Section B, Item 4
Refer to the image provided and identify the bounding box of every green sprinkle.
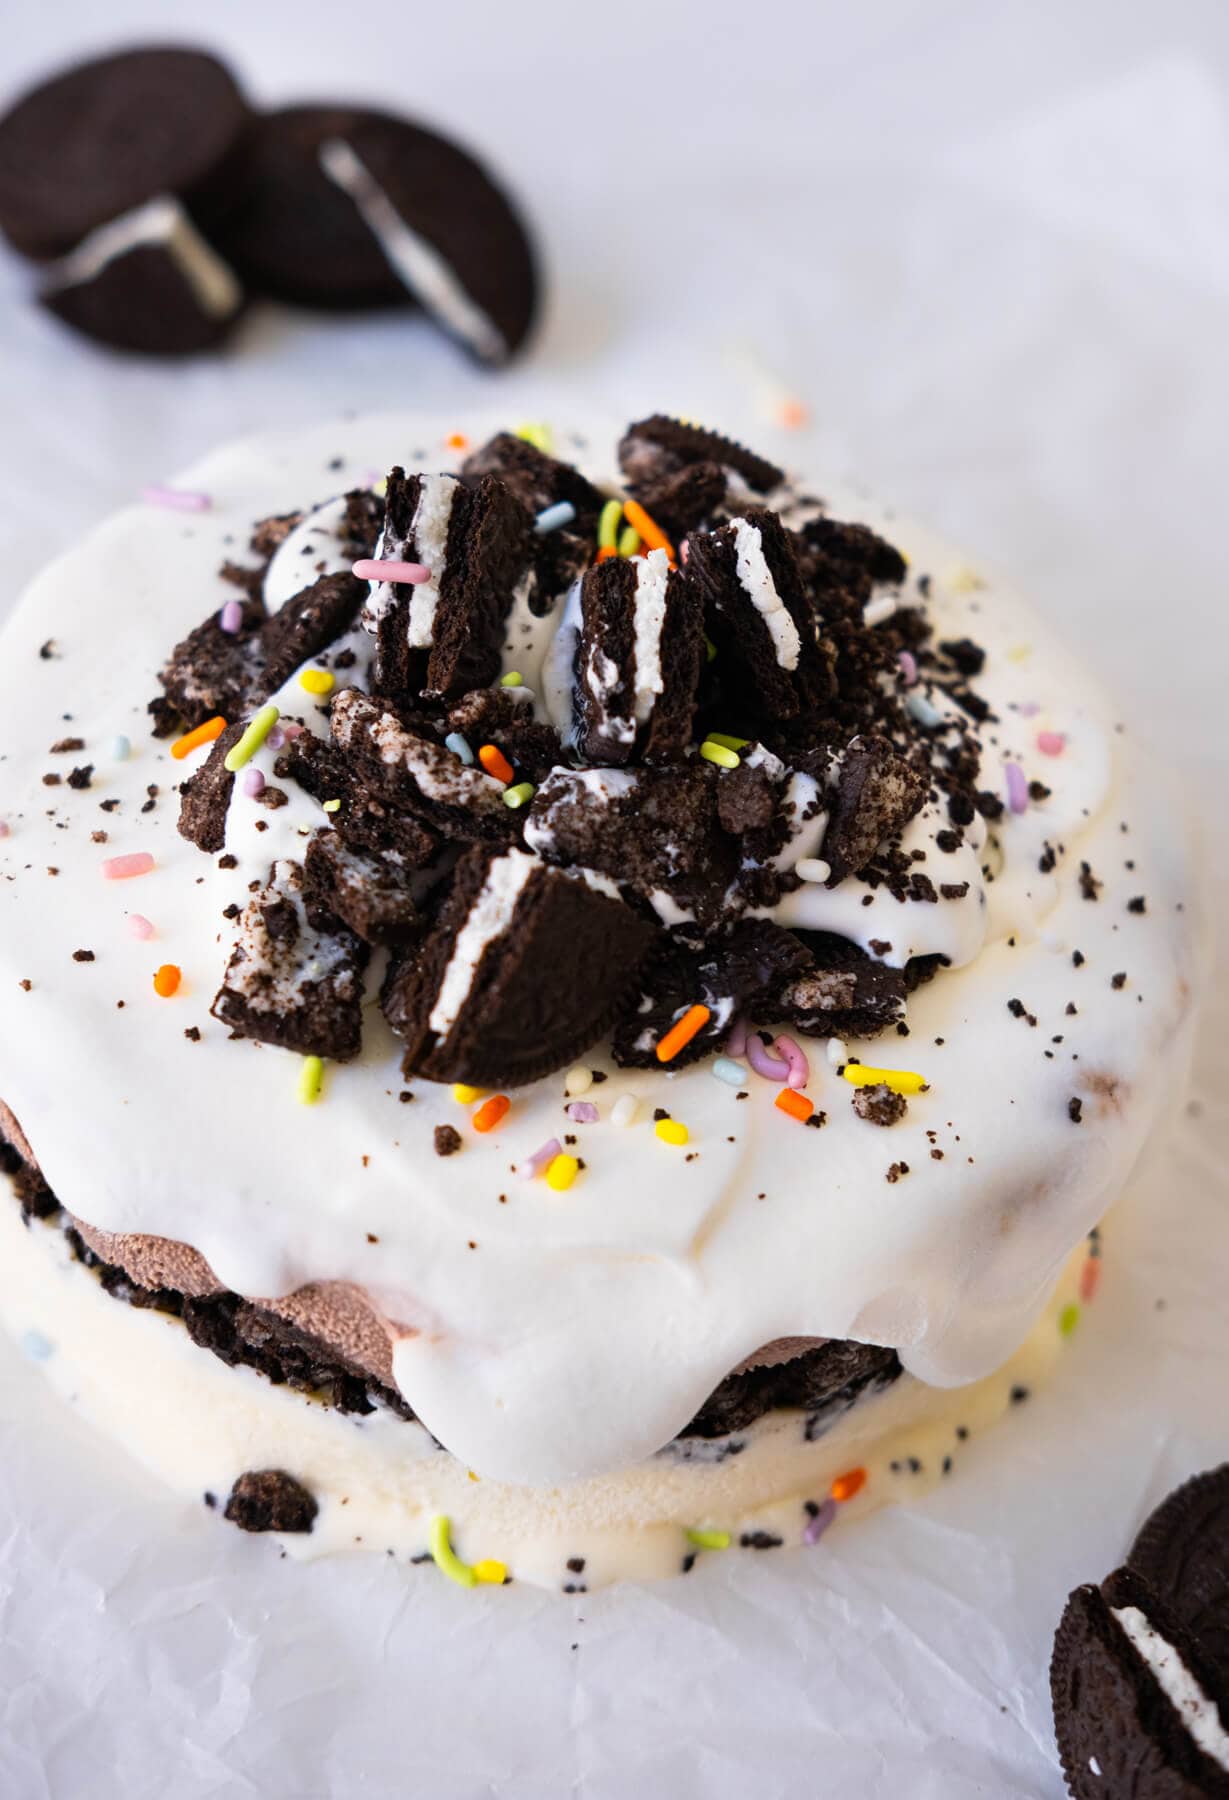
[704,634,717,663]
[515,422,552,454]
[1059,1302,1081,1337]
[617,525,641,558]
[598,498,623,552]
[429,1514,476,1587]
[223,703,280,772]
[700,740,740,770]
[705,732,750,751]
[499,670,523,687]
[503,781,535,809]
[322,798,341,814]
[685,1528,731,1551]
[298,1056,324,1105]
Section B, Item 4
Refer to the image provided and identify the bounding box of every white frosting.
[429,849,537,1036]
[631,549,671,724]
[732,517,801,670]
[42,195,241,319]
[264,496,355,611]
[0,413,1199,1494]
[1113,1606,1229,1769]
[318,140,508,363]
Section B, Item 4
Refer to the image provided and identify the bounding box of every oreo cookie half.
[1129,1466,1229,1685]
[573,550,704,765]
[382,845,657,1086]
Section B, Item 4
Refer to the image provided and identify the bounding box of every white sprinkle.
[611,1094,639,1127]
[863,593,898,628]
[795,857,831,883]
[826,1037,848,1068]
[564,1065,593,1097]
[1088,1759,1101,1778]
[111,735,131,761]
[711,1057,746,1087]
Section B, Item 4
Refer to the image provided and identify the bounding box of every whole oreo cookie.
[0,47,251,259]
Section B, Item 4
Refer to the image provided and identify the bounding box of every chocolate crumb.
[1068,1097,1083,1123]
[434,1124,462,1157]
[41,773,61,787]
[71,948,95,962]
[1111,971,1127,990]
[183,1026,201,1041]
[1127,895,1147,914]
[224,1469,317,1534]
[853,1084,907,1126]
[1078,862,1102,901]
[1072,950,1085,967]
[885,1161,910,1182]
[50,736,85,754]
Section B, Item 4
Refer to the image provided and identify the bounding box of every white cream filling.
[1113,1606,1229,1770]
[631,549,671,725]
[428,849,538,1036]
[43,195,241,318]
[732,518,801,670]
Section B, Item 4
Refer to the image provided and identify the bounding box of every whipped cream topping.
[0,413,1198,1491]
[1113,1606,1229,1770]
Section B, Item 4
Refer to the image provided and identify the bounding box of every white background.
[1,3,1227,1796]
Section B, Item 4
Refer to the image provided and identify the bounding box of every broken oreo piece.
[261,569,366,693]
[303,830,424,950]
[158,590,267,731]
[223,1468,318,1534]
[383,845,656,1086]
[611,920,811,1069]
[618,416,784,497]
[211,859,366,1061]
[778,931,907,1039]
[178,722,245,853]
[462,431,604,612]
[822,735,928,884]
[329,687,515,844]
[573,550,703,765]
[446,688,563,787]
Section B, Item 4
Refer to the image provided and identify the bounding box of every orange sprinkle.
[478,743,515,785]
[171,716,226,760]
[775,1088,814,1124]
[777,398,809,429]
[831,1466,867,1504]
[594,545,617,563]
[1079,1258,1101,1304]
[472,1094,510,1133]
[655,1004,711,1063]
[446,432,469,450]
[621,499,676,564]
[153,963,181,998]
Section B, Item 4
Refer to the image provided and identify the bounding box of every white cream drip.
[1113,1606,1229,1770]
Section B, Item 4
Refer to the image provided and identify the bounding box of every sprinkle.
[299,667,335,696]
[281,723,303,739]
[224,705,280,772]
[564,1066,593,1097]
[534,500,576,534]
[704,635,717,663]
[711,1057,746,1087]
[594,546,617,563]
[617,525,641,558]
[452,1084,486,1105]
[111,735,131,761]
[794,857,831,883]
[546,1152,580,1191]
[597,498,622,553]
[611,1095,639,1127]
[1007,645,1032,664]
[775,1088,814,1123]
[831,1466,867,1503]
[445,732,474,764]
[724,1016,749,1058]
[1004,761,1029,814]
[773,1035,810,1089]
[128,915,155,940]
[446,432,469,450]
[473,1559,507,1585]
[1059,1302,1081,1337]
[826,1037,848,1068]
[679,538,690,563]
[172,716,227,760]
[898,650,918,686]
[1079,1259,1101,1304]
[503,782,535,811]
[519,1138,562,1178]
[621,499,675,563]
[947,565,985,593]
[1037,730,1066,756]
[705,732,750,751]
[685,1528,730,1551]
[141,483,211,511]
[0,820,10,839]
[863,594,897,628]
[322,799,341,814]
[153,963,181,998]
[266,727,285,750]
[842,1064,927,1096]
[656,1003,711,1063]
[906,691,945,729]
[242,768,266,798]
[803,1498,838,1545]
[298,1057,324,1105]
[473,1094,511,1133]
[655,1118,689,1147]
[567,1101,599,1124]
[478,743,514,784]
[499,670,523,687]
[429,1515,476,1588]
[102,852,154,880]
[219,600,244,635]
[746,1033,790,1082]
[699,740,740,770]
[351,558,431,584]
[515,422,553,453]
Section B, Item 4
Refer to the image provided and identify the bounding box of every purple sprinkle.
[746,1032,790,1083]
[803,1498,838,1546]
[725,1015,749,1058]
[219,599,243,635]
[1017,701,1041,718]
[898,650,918,686]
[566,1101,599,1124]
[142,483,212,512]
[242,768,266,798]
[520,1137,561,1179]
[265,727,285,750]
[1004,761,1029,814]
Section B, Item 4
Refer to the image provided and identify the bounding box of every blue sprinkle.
[533,500,576,535]
[444,732,474,765]
[711,1057,746,1087]
[112,735,131,761]
[20,1329,54,1362]
[905,691,945,729]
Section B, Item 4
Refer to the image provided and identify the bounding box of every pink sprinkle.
[773,1034,810,1090]
[142,484,211,512]
[219,599,243,635]
[102,852,154,881]
[803,1498,837,1545]
[281,723,303,740]
[898,650,918,686]
[243,768,266,798]
[520,1138,562,1179]
[746,1032,790,1083]
[566,1101,599,1124]
[1037,730,1066,757]
[679,538,690,564]
[0,820,10,840]
[352,558,432,585]
[127,915,155,941]
[1004,761,1029,814]
[725,1015,749,1058]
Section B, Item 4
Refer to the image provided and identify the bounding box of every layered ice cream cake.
[0,413,1197,1589]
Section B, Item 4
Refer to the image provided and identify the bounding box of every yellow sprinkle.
[371,475,388,498]
[597,498,622,552]
[223,703,280,773]
[947,564,986,593]
[1006,643,1032,663]
[685,1528,730,1550]
[700,740,740,770]
[322,798,341,813]
[546,1153,579,1191]
[617,525,641,557]
[429,1514,476,1588]
[473,1559,507,1585]
[452,1084,486,1105]
[841,1064,928,1096]
[515,422,553,453]
[500,670,523,687]
[299,667,335,695]
[704,635,717,663]
[655,1118,689,1146]
[705,732,749,751]
[467,1469,480,1482]
[1059,1302,1081,1337]
[502,781,535,810]
[298,1056,324,1105]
